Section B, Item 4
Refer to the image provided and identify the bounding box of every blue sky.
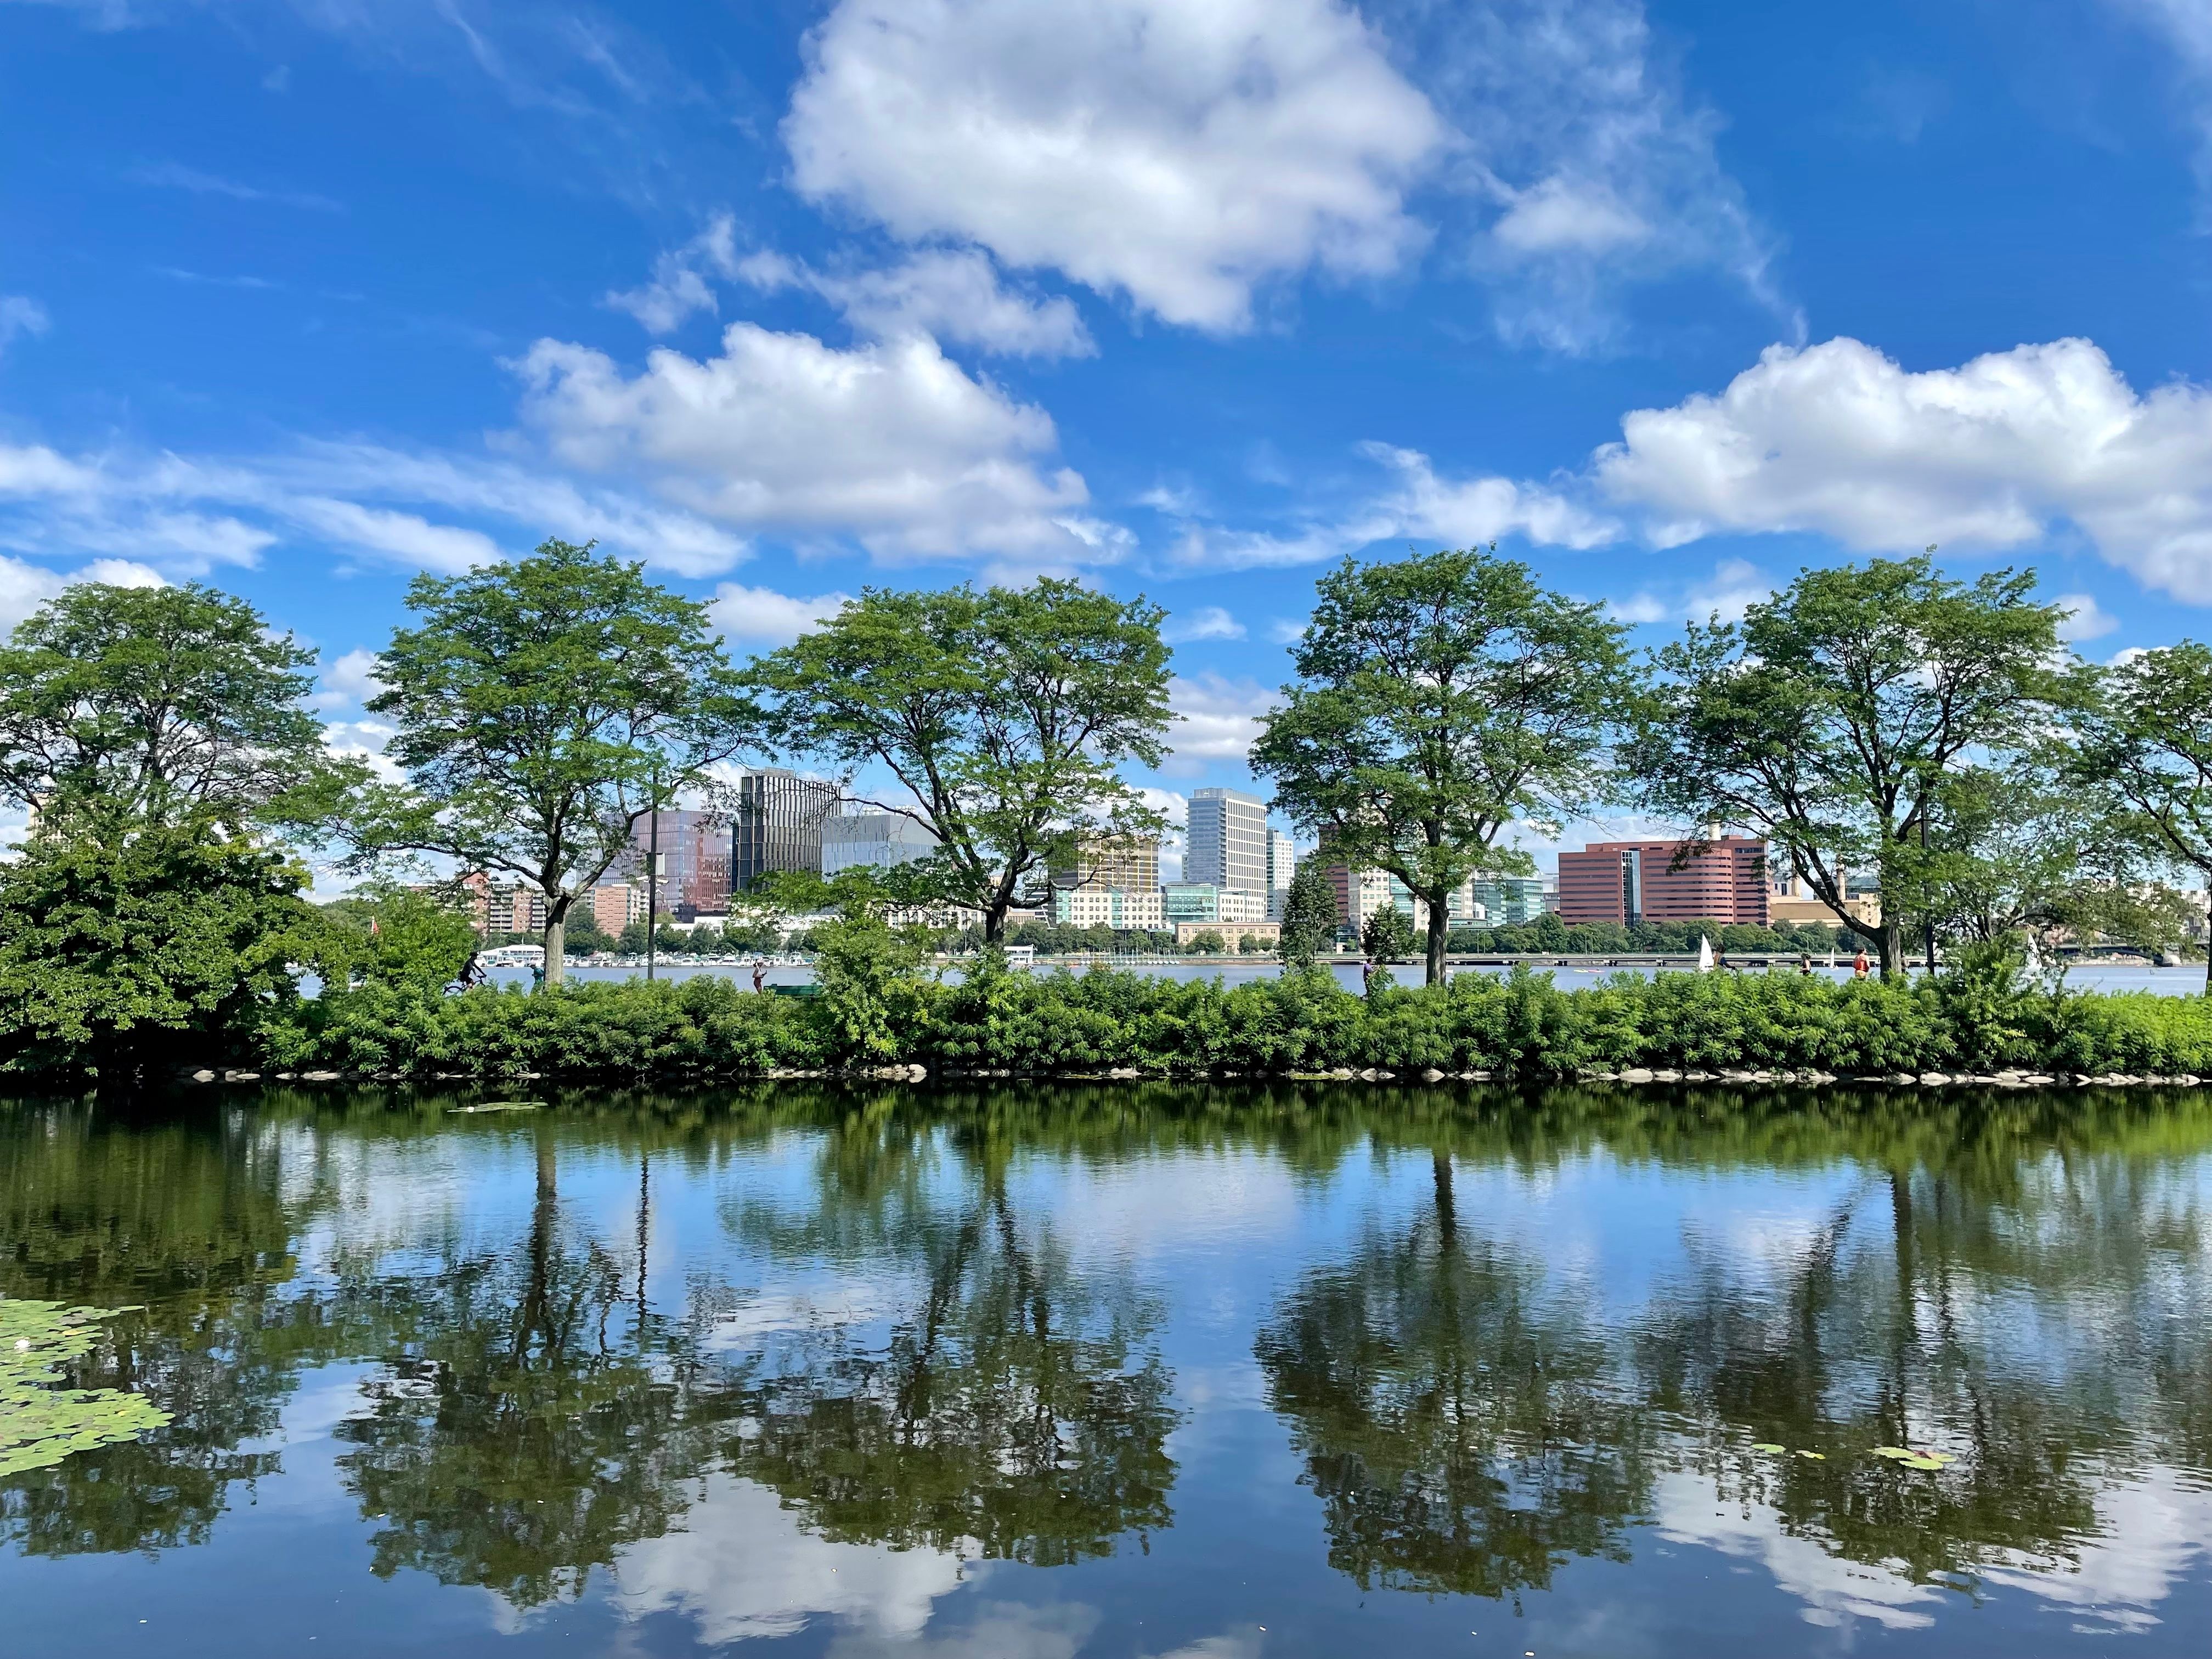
[5,0,2212,868]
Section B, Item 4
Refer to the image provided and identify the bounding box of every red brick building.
[1556,837,1770,926]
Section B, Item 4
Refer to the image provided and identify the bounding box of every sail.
[1696,935,1714,972]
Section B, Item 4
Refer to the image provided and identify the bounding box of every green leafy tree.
[2074,642,2212,989]
[1278,859,1339,968]
[1628,555,2076,977]
[743,579,1172,943]
[560,911,612,956]
[1361,902,1419,964]
[320,878,481,991]
[0,828,320,1078]
[0,581,357,837]
[0,582,364,1076]
[1253,548,1630,986]
[1915,761,2190,958]
[358,540,757,985]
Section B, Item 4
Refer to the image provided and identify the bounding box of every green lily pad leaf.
[1795,1450,1826,1460]
[2,1297,171,1477]
[1751,1442,1785,1453]
[1870,1446,1915,1459]
[1900,1456,1946,1470]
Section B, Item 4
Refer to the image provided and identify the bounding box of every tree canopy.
[744,579,1173,943]
[1277,859,1339,968]
[1253,548,1630,985]
[1627,554,2076,977]
[0,580,356,838]
[358,540,757,983]
[2073,642,2212,988]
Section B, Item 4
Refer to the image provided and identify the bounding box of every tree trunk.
[1878,915,1905,980]
[1425,896,1449,987]
[542,904,567,988]
[983,902,1007,945]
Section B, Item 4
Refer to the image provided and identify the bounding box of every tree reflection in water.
[1256,1152,1654,1599]
[1,1078,2208,1638]
[333,1125,741,1607]
[1254,1084,2212,1609]
[0,1102,341,1555]
[718,1100,1178,1566]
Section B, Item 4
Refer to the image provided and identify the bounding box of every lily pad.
[1900,1456,1946,1471]
[1795,1450,1827,1460]
[1751,1442,1785,1453]
[1870,1446,1916,1459]
[1,1297,172,1478]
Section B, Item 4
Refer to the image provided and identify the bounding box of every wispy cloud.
[128,161,343,213]
[0,295,50,359]
[153,267,283,291]
[1164,605,1245,643]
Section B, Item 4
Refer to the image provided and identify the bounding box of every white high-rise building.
[1187,788,1269,899]
[1266,830,1297,918]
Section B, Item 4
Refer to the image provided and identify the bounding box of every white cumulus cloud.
[514,323,1092,561]
[314,646,386,710]
[605,214,741,334]
[1593,334,2212,602]
[1609,557,1772,625]
[1164,605,1245,643]
[0,553,164,634]
[707,582,851,646]
[2051,591,2119,642]
[1167,672,1277,772]
[1161,441,1615,572]
[783,0,1443,331]
[740,247,1093,359]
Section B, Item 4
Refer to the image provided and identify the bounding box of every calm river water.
[3,1081,2209,1657]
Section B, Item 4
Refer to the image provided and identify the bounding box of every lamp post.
[646,769,662,984]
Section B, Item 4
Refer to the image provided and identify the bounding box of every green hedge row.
[259,960,2212,1082]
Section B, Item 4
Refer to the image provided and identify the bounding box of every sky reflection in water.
[2,1081,2209,1657]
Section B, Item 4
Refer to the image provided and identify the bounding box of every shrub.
[218,960,2212,1081]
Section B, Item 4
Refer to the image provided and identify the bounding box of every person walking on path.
[751,958,768,994]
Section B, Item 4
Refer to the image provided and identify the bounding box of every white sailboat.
[1696,934,1714,973]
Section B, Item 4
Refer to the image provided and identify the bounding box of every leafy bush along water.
[233,959,2212,1083]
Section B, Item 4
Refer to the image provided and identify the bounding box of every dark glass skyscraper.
[732,768,838,893]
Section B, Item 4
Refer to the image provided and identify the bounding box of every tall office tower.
[731,769,838,894]
[1050,833,1162,894]
[1265,829,1297,917]
[1186,788,1269,896]
[626,808,736,917]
